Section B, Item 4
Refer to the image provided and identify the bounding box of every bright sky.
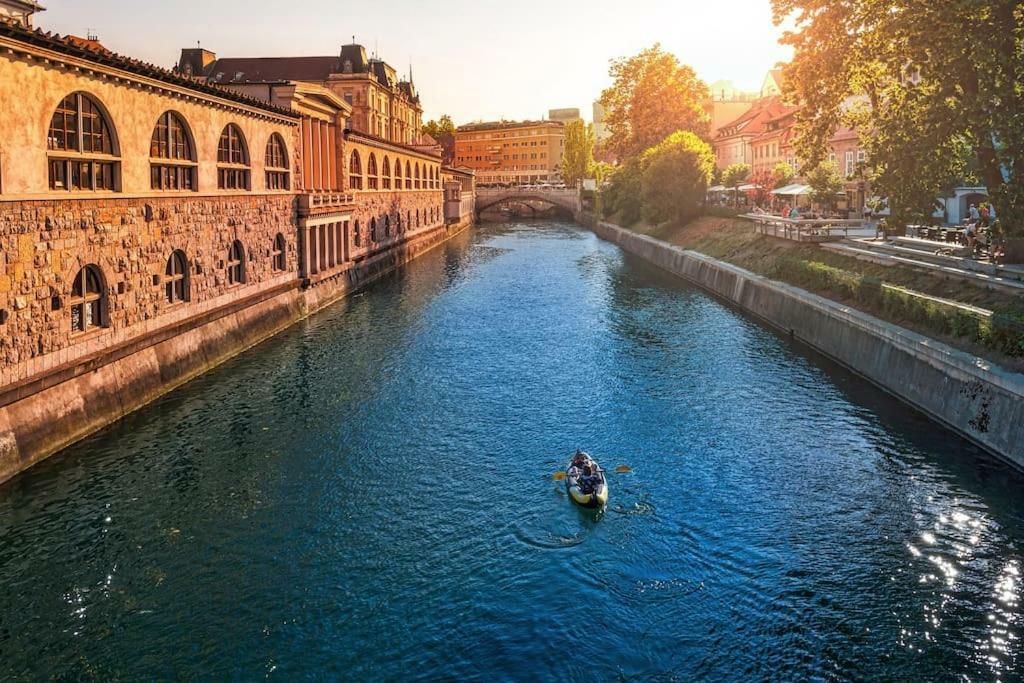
[40,0,792,125]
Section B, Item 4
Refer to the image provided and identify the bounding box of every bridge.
[475,186,582,219]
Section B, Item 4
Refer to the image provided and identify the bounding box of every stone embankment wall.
[0,217,472,484]
[588,219,1024,470]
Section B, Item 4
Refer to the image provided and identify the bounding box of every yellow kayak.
[566,454,609,508]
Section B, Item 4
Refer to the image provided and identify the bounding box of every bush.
[639,131,715,226]
[603,155,645,225]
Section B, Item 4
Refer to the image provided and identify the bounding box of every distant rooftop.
[457,119,564,133]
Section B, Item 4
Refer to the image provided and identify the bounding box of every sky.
[39,0,793,125]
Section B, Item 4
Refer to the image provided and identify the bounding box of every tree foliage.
[603,155,647,225]
[598,44,711,161]
[422,115,456,165]
[773,0,1024,235]
[747,170,779,206]
[805,162,845,208]
[640,131,716,225]
[722,162,751,207]
[561,120,595,187]
[773,161,796,188]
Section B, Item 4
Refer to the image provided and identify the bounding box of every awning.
[707,185,727,192]
[738,183,757,192]
[771,184,812,196]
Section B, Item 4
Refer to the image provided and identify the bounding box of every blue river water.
[0,221,1021,680]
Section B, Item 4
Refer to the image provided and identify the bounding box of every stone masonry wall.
[1,194,298,386]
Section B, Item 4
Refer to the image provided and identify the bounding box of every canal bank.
[0,218,473,485]
[583,216,1024,470]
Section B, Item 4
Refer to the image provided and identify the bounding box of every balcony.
[298,191,357,217]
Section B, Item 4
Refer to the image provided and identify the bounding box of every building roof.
[0,18,299,118]
[346,129,442,161]
[457,119,564,133]
[207,56,343,84]
[714,96,791,140]
[2,0,44,12]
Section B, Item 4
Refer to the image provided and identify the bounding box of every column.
[301,118,313,192]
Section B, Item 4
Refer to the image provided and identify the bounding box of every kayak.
[566,453,609,508]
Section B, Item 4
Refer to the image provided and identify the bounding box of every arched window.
[150,112,195,191]
[384,215,391,237]
[405,161,412,189]
[272,233,286,271]
[406,210,411,229]
[350,150,363,190]
[217,124,250,190]
[370,217,378,242]
[394,159,403,190]
[396,212,402,232]
[69,264,105,332]
[165,250,189,303]
[416,209,421,227]
[265,134,290,190]
[367,153,379,190]
[227,240,246,285]
[415,163,421,189]
[48,92,119,191]
[354,219,361,247]
[382,157,391,190]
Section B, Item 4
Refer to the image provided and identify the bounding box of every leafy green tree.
[747,169,779,207]
[422,115,456,165]
[561,120,595,187]
[722,162,751,207]
[773,0,1024,244]
[640,131,715,225]
[603,156,647,225]
[773,161,796,188]
[598,44,711,161]
[805,162,845,210]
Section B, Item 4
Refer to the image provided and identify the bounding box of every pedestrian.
[980,204,990,227]
[969,204,980,221]
[862,203,872,222]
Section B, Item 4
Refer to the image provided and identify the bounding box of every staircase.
[822,237,1024,294]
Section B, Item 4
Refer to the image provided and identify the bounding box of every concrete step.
[821,242,1024,294]
[848,238,1024,283]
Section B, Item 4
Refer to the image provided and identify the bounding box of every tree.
[773,0,1024,246]
[722,162,751,207]
[422,115,456,165]
[773,161,796,188]
[561,120,595,187]
[747,169,779,207]
[603,155,647,225]
[640,131,715,225]
[805,162,844,210]
[598,44,711,161]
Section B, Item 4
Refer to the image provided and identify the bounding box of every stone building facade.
[0,16,474,483]
[454,120,565,185]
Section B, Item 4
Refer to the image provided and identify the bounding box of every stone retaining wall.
[589,219,1024,470]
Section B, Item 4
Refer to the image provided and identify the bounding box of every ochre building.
[0,15,474,484]
[454,120,565,185]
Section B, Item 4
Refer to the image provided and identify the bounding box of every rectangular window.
[266,170,289,190]
[845,151,855,177]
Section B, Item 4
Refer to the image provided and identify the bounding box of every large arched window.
[217,125,250,190]
[394,159,403,190]
[367,153,379,190]
[354,219,361,247]
[415,163,421,189]
[165,250,189,303]
[384,215,391,237]
[350,150,363,190]
[48,92,119,191]
[226,240,246,285]
[69,264,106,333]
[405,161,412,189]
[370,217,378,243]
[150,111,196,191]
[382,156,391,190]
[265,134,290,190]
[272,233,286,271]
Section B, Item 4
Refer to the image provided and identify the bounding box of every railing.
[743,214,865,242]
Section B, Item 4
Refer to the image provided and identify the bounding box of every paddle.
[553,465,632,480]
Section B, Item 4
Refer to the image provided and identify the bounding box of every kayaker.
[579,465,599,494]
[571,450,588,470]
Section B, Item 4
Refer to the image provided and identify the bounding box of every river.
[0,221,1020,680]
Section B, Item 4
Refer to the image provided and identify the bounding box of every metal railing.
[744,214,865,242]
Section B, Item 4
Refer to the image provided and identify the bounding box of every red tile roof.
[0,18,299,118]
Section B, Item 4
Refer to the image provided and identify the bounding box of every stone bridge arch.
[475,187,582,218]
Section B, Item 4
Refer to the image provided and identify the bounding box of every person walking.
[969,204,980,222]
